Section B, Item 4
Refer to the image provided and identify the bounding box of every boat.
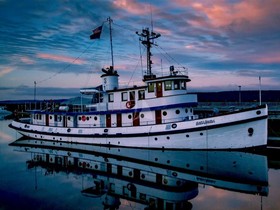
[9,138,268,209]
[9,18,268,150]
[0,106,12,120]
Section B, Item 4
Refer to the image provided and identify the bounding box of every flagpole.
[107,17,114,69]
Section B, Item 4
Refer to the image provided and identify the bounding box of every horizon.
[1,0,280,100]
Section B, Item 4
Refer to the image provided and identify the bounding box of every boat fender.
[171,123,177,129]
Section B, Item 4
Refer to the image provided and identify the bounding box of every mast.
[107,17,114,69]
[136,28,161,80]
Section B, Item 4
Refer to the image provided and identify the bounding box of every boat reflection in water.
[10,138,269,210]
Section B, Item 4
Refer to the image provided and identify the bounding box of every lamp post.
[238,85,241,106]
[34,81,37,110]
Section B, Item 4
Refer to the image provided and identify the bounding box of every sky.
[0,0,280,100]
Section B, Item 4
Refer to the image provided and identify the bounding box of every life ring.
[81,115,86,121]
[126,101,134,109]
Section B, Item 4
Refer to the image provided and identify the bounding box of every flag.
[90,25,103,40]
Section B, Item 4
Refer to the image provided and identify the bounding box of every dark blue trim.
[29,102,198,116]
[10,115,267,138]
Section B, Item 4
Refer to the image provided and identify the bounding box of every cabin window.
[130,91,135,101]
[138,90,145,100]
[122,92,128,101]
[174,80,180,90]
[108,93,114,102]
[164,81,172,91]
[148,83,155,92]
[181,81,186,89]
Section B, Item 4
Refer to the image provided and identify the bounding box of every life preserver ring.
[81,115,86,121]
[126,101,134,109]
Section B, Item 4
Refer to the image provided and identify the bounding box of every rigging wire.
[156,44,187,70]
[37,42,94,84]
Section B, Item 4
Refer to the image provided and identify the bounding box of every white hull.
[10,105,268,150]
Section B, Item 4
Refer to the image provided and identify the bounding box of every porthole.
[256,110,261,115]
[175,109,180,114]
[128,114,132,119]
[185,108,188,113]
[78,116,81,121]
[140,113,144,118]
[163,111,167,116]
[171,123,177,129]
[200,132,203,136]
[167,136,170,140]
[50,116,52,119]
[67,116,71,120]
[186,134,189,138]
[94,116,98,121]
[154,137,158,141]
[141,174,145,179]
[86,117,89,120]
[248,127,254,136]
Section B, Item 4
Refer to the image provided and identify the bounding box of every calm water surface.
[0,120,280,210]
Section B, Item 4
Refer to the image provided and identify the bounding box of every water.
[1,120,280,210]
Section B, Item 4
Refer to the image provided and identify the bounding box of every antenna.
[150,2,154,32]
[136,28,161,80]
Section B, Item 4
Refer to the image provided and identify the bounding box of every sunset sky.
[0,0,279,100]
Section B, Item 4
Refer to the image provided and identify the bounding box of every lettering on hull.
[196,119,215,126]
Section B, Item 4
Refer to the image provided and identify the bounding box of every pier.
[195,102,280,120]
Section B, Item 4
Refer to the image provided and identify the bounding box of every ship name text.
[196,119,215,126]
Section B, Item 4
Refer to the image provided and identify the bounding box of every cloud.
[113,0,153,15]
[20,56,35,65]
[36,53,86,65]
[0,67,14,77]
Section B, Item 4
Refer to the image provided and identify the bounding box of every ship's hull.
[9,105,268,150]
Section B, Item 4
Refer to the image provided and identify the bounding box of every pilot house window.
[164,81,172,90]
[148,83,155,92]
[174,80,180,90]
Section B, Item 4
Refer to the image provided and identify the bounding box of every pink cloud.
[250,52,280,64]
[36,53,86,65]
[174,0,280,30]
[113,0,155,15]
[20,56,35,64]
[0,67,14,77]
